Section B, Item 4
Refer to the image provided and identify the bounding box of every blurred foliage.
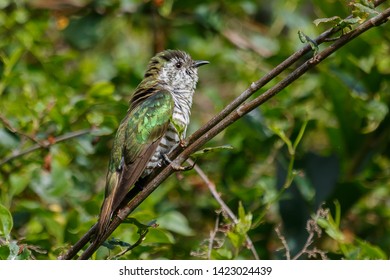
[0,0,389,260]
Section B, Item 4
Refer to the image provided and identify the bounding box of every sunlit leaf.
[313,16,341,26]
[351,3,379,17]
[341,17,362,25]
[317,214,345,243]
[237,201,252,234]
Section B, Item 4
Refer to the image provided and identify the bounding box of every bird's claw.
[172,160,196,171]
[162,153,172,166]
[179,138,188,148]
[162,154,196,171]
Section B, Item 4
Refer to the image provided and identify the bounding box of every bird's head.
[144,50,209,92]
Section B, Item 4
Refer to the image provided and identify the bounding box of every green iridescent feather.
[97,90,174,241]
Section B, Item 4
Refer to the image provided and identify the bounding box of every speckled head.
[145,50,209,92]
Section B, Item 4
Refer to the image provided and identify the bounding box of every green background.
[0,0,389,260]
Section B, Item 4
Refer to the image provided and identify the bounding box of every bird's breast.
[141,89,194,177]
[142,124,179,177]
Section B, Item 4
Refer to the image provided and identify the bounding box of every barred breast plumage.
[143,87,194,176]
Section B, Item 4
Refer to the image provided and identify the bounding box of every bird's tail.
[94,194,115,243]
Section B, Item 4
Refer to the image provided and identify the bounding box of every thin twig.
[292,207,328,260]
[190,160,238,224]
[275,207,329,260]
[0,114,45,147]
[208,212,220,260]
[58,224,98,259]
[0,128,96,166]
[111,229,149,259]
[190,159,260,260]
[275,225,291,260]
[61,4,390,259]
[292,229,316,260]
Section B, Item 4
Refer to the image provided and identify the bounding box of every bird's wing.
[96,90,174,240]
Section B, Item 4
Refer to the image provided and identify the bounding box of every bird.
[95,49,209,242]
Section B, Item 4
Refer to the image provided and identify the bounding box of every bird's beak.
[193,60,209,68]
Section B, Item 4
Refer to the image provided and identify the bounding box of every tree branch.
[0,114,45,147]
[190,159,259,260]
[0,128,96,166]
[208,211,221,260]
[60,3,390,260]
[275,225,291,260]
[275,207,329,260]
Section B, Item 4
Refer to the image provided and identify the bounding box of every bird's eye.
[175,62,182,69]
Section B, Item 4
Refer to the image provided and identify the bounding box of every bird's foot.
[162,154,196,171]
[179,138,188,148]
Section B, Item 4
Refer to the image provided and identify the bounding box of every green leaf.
[3,47,24,75]
[341,17,361,25]
[158,211,194,236]
[354,239,388,259]
[351,3,378,16]
[227,202,252,250]
[14,8,28,24]
[237,202,252,234]
[192,145,234,157]
[0,244,10,260]
[361,100,388,134]
[0,47,24,96]
[143,228,175,244]
[293,120,308,150]
[42,214,64,243]
[297,31,319,55]
[227,231,242,249]
[0,204,13,240]
[318,219,345,242]
[15,246,31,260]
[50,159,73,197]
[361,0,375,8]
[7,240,19,260]
[0,128,19,151]
[212,248,233,260]
[87,81,115,98]
[313,16,341,26]
[158,0,174,17]
[87,111,104,126]
[9,166,33,197]
[330,17,361,31]
[341,239,387,260]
